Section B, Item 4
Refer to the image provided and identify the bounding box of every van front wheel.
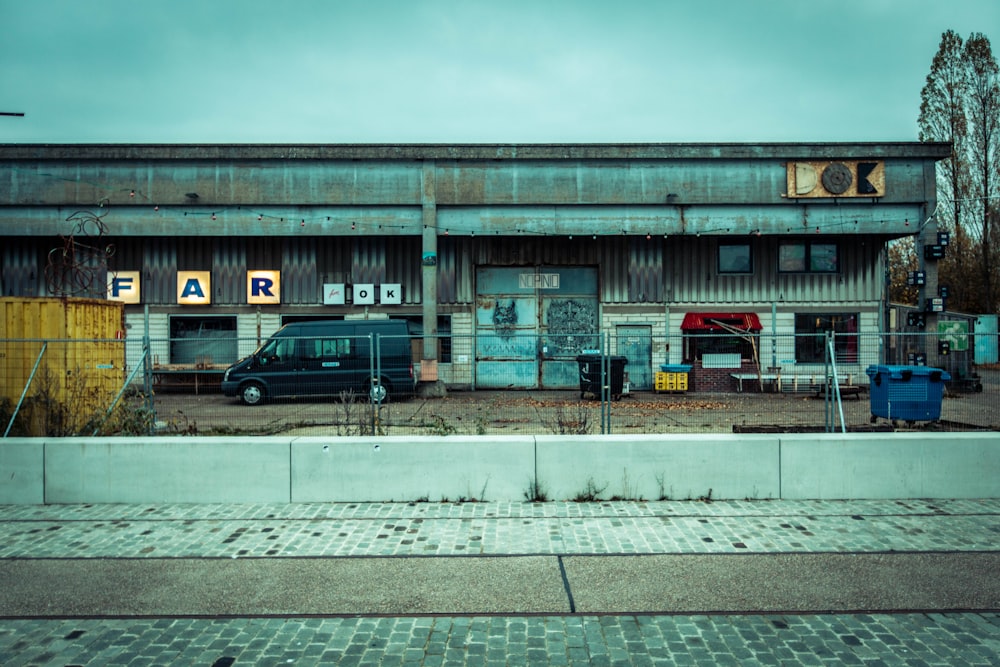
[368,379,389,403]
[240,381,266,406]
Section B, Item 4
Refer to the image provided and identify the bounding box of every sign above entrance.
[351,283,401,305]
[519,273,560,289]
[786,160,885,198]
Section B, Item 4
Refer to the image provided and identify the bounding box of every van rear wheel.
[368,378,389,403]
[240,381,266,406]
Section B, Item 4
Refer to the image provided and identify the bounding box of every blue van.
[221,319,415,405]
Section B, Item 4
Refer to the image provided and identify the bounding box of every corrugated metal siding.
[667,235,883,304]
[439,234,881,307]
[315,238,353,286]
[383,237,421,304]
[10,232,884,308]
[350,237,421,304]
[438,235,660,305]
[214,239,245,304]
[137,237,425,306]
[353,238,386,286]
[437,236,459,304]
[1,239,42,297]
[14,236,109,300]
[627,237,664,304]
[143,237,177,303]
[282,237,317,304]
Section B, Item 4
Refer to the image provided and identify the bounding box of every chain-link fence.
[2,332,997,437]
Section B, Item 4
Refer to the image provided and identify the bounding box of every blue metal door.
[475,266,598,389]
[617,325,652,390]
[975,315,998,365]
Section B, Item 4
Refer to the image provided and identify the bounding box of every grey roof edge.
[0,142,952,161]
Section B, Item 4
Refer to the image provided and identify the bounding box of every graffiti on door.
[545,299,597,354]
[492,299,518,338]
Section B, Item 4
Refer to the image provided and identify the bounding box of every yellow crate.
[655,372,688,392]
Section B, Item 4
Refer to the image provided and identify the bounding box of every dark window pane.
[810,244,839,272]
[779,243,806,272]
[719,244,752,273]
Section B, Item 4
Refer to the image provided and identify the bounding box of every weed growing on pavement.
[573,476,608,502]
[655,473,673,501]
[609,469,643,501]
[541,401,593,435]
[524,476,548,502]
[333,389,385,436]
[424,414,457,436]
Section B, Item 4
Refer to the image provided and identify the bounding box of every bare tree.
[918,30,1000,314]
[962,33,1000,312]
[887,237,919,305]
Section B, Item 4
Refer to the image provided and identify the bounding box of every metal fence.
[2,332,997,437]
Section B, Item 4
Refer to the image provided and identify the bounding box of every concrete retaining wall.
[780,432,1000,499]
[0,440,44,504]
[1,433,998,504]
[43,437,292,504]
[291,436,534,502]
[535,434,781,501]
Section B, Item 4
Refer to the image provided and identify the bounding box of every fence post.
[143,304,155,433]
[824,331,846,433]
[601,331,611,435]
[369,333,377,434]
[93,346,149,436]
[2,342,47,438]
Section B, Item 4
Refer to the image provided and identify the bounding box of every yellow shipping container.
[0,297,125,435]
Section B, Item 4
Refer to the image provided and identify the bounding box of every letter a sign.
[177,271,211,305]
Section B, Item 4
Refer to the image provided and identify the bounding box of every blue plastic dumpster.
[865,365,951,422]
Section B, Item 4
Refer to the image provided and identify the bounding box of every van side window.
[321,338,351,358]
[301,338,323,361]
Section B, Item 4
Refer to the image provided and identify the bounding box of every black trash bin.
[576,354,628,400]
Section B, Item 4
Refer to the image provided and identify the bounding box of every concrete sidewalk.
[1,499,998,665]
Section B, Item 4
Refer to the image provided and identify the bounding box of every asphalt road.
[3,552,998,617]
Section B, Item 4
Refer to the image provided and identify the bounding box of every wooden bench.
[152,363,229,394]
[730,373,779,392]
[813,383,863,400]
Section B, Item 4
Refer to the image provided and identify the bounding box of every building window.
[794,313,858,363]
[168,316,237,365]
[718,243,753,274]
[779,241,839,273]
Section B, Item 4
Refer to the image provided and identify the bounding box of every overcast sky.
[1,0,997,144]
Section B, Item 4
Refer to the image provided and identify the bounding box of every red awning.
[681,312,762,332]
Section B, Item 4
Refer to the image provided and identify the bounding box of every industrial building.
[0,143,950,391]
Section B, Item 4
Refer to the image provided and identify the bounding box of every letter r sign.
[247,270,281,304]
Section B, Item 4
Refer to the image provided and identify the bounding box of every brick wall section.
[691,359,761,392]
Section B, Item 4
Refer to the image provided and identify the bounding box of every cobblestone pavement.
[1,499,998,665]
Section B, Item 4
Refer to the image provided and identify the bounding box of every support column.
[917,161,941,367]
[420,160,442,388]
